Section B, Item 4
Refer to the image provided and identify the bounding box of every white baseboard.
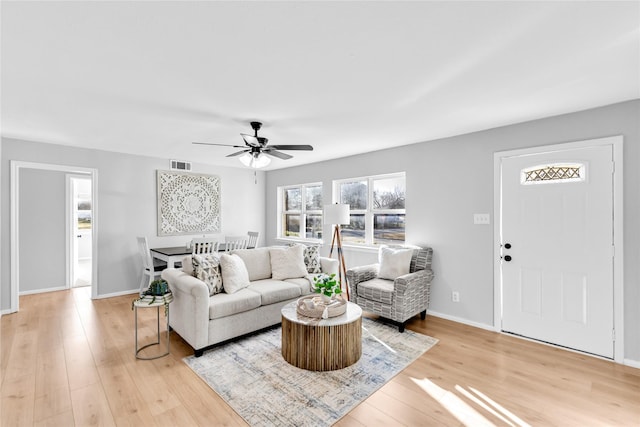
[624,359,640,369]
[19,286,67,296]
[94,288,139,299]
[427,309,497,332]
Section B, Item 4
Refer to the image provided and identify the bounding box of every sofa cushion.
[284,277,314,295]
[357,277,394,305]
[269,245,308,280]
[192,254,223,296]
[378,246,413,280]
[220,253,250,294]
[208,288,262,320]
[232,247,272,281]
[247,279,302,305]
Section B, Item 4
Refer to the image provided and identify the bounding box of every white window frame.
[278,182,323,242]
[333,172,406,247]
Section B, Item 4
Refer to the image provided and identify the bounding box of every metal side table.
[133,293,173,360]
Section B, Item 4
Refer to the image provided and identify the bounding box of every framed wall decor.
[157,170,221,236]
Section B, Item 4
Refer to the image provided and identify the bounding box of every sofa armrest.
[161,268,210,351]
[319,257,339,275]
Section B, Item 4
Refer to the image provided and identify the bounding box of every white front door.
[500,144,614,358]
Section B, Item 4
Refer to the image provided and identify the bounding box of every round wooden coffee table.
[281,300,362,371]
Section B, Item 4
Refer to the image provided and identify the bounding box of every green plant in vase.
[132,279,172,315]
[313,273,342,303]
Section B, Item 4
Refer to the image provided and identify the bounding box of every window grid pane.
[374,214,405,244]
[341,214,366,244]
[284,214,300,237]
[373,177,405,209]
[340,181,367,210]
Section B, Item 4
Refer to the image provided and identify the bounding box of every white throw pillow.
[270,244,308,280]
[378,246,413,280]
[220,253,250,294]
[232,248,272,281]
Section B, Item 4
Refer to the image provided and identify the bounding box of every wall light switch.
[474,213,491,225]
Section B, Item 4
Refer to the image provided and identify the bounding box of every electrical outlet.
[452,291,460,302]
[474,213,490,225]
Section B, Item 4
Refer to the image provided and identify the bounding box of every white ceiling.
[2,1,639,170]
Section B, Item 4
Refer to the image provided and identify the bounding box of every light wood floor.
[2,288,639,426]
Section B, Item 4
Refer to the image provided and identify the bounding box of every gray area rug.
[184,318,438,426]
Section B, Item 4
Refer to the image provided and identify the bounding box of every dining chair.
[191,237,219,255]
[224,235,249,251]
[136,236,166,295]
[247,231,260,249]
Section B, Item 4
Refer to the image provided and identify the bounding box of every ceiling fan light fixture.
[239,151,271,169]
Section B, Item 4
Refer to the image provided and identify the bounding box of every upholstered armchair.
[346,245,434,332]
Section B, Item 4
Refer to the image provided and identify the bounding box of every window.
[335,173,406,245]
[521,163,585,185]
[280,183,323,239]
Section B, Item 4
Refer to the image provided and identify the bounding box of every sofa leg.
[399,322,405,333]
[194,349,204,358]
[420,310,426,320]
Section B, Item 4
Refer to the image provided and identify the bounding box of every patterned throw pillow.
[192,254,223,296]
[303,245,322,274]
[288,243,322,274]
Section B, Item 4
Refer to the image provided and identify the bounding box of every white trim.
[10,161,99,313]
[93,289,138,299]
[428,310,497,332]
[623,359,640,370]
[19,286,67,296]
[493,135,624,364]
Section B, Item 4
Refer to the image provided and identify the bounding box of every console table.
[281,300,362,371]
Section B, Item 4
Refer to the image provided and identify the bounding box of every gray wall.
[265,100,640,362]
[1,138,266,306]
[19,169,66,292]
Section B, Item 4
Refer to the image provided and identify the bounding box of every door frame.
[10,161,99,313]
[493,135,623,363]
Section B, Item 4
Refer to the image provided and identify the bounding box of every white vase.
[320,294,332,304]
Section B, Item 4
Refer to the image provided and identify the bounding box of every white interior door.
[500,145,614,358]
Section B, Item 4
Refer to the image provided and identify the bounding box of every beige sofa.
[161,246,338,356]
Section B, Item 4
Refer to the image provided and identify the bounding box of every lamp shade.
[324,203,350,225]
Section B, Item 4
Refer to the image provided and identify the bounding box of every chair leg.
[420,310,426,320]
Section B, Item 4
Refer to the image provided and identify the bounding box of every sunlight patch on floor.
[411,377,531,427]
[362,326,397,354]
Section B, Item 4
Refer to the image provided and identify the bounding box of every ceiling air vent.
[170,160,192,171]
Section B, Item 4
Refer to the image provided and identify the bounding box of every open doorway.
[10,161,98,313]
[68,175,92,288]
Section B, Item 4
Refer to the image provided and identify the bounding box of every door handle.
[502,255,512,262]
[504,243,512,249]
[77,235,82,238]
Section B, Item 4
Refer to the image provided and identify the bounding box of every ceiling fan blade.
[264,149,293,160]
[226,150,249,158]
[240,133,262,147]
[268,144,313,151]
[192,142,245,148]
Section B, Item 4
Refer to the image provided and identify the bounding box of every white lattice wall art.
[157,170,221,236]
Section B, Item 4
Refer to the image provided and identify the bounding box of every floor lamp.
[324,203,350,300]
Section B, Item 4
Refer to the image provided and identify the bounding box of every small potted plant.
[313,273,342,303]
